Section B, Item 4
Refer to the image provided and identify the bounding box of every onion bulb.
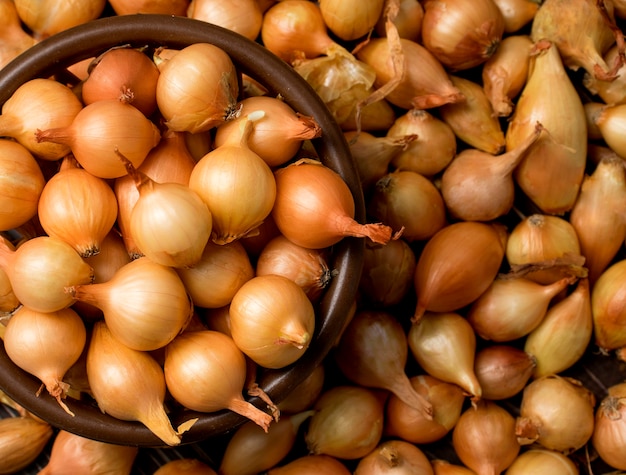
[452,400,520,475]
[492,0,540,33]
[153,458,218,475]
[164,330,276,432]
[67,257,193,352]
[0,0,36,70]
[421,0,505,71]
[229,274,315,369]
[354,439,434,475]
[591,258,626,352]
[430,459,476,475]
[108,0,189,15]
[268,455,351,475]
[505,449,579,474]
[37,155,118,258]
[187,0,263,41]
[593,103,626,159]
[318,0,385,41]
[87,321,184,446]
[4,305,86,415]
[272,158,393,249]
[305,385,384,460]
[473,345,536,400]
[592,382,626,470]
[38,430,139,475]
[374,0,424,42]
[155,42,239,133]
[334,310,433,419]
[412,221,507,321]
[0,415,53,474]
[583,43,626,105]
[277,363,325,414]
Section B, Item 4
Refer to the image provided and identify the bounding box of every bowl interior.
[0,14,364,446]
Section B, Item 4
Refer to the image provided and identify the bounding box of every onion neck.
[227,396,273,432]
[137,402,181,446]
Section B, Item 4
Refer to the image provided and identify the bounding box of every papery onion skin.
[374,0,424,42]
[421,0,505,71]
[0,139,45,231]
[594,103,626,159]
[592,382,626,470]
[583,44,626,105]
[0,0,36,70]
[354,439,434,475]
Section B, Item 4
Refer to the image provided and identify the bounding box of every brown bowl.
[0,14,364,447]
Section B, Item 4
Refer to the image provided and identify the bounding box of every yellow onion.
[4,305,86,415]
[359,237,416,308]
[187,0,263,41]
[0,139,45,231]
[439,74,505,154]
[37,155,118,258]
[356,37,464,110]
[354,439,434,475]
[0,264,19,315]
[36,99,161,179]
[387,109,457,177]
[592,382,626,470]
[38,430,139,475]
[335,310,433,419]
[0,415,53,474]
[67,257,193,352]
[474,345,536,400]
[155,42,239,133]
[13,0,106,39]
[531,0,621,81]
[506,40,587,214]
[229,274,315,369]
[482,34,533,117]
[189,113,276,245]
[412,221,507,321]
[108,0,189,15]
[421,0,505,71]
[0,236,94,313]
[368,170,447,242]
[591,258,626,352]
[431,459,476,475]
[593,103,626,159]
[492,0,540,33]
[87,321,184,446]
[176,240,253,308]
[318,0,385,41]
[277,363,325,414]
[385,374,465,444]
[81,46,160,117]
[164,330,276,432]
[584,102,605,141]
[305,385,385,460]
[153,458,217,475]
[583,44,626,105]
[452,400,520,475]
[440,122,543,221]
[505,449,579,474]
[505,213,583,285]
[467,276,573,342]
[374,0,424,42]
[0,78,83,160]
[516,376,595,453]
[408,311,481,399]
[0,0,35,70]
[268,455,351,475]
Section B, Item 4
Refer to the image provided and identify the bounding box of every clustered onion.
[5,0,626,473]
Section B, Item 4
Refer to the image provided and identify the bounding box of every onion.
[592,382,626,470]
[385,374,465,444]
[356,37,464,110]
[591,258,626,352]
[87,321,184,446]
[524,278,593,378]
[318,0,385,41]
[473,345,536,400]
[354,439,434,475]
[163,330,276,432]
[506,40,587,214]
[267,455,351,475]
[229,274,315,369]
[108,0,189,15]
[408,311,481,399]
[412,221,507,321]
[583,44,626,105]
[421,0,505,71]
[187,0,263,41]
[176,240,253,309]
[0,236,94,313]
[387,109,457,177]
[277,362,325,414]
[38,430,139,475]
[155,42,239,133]
[492,0,540,33]
[256,235,333,303]
[219,411,313,475]
[37,155,118,258]
[0,78,83,160]
[334,310,433,419]
[0,415,53,474]
[452,400,521,475]
[593,103,626,159]
[214,95,321,167]
[189,113,276,245]
[81,46,160,117]
[67,257,193,352]
[36,99,161,179]
[430,459,476,475]
[504,449,579,475]
[305,385,385,460]
[0,260,19,315]
[0,139,45,231]
[273,158,393,248]
[515,375,595,453]
[374,0,424,42]
[368,170,447,242]
[153,458,217,475]
[0,0,35,70]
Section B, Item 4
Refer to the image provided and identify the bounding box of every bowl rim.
[0,14,365,447]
